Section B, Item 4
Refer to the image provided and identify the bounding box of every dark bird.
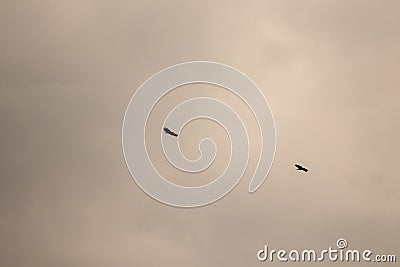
[163,127,178,137]
[295,164,308,172]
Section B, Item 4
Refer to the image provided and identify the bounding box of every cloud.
[1,1,399,266]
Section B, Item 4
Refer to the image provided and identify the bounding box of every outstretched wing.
[163,127,171,134]
[295,164,308,172]
[163,127,178,137]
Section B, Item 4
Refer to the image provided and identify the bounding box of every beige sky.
[1,1,399,266]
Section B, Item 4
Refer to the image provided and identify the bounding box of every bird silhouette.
[163,127,178,137]
[295,164,308,172]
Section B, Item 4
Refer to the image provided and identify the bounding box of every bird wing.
[163,127,171,134]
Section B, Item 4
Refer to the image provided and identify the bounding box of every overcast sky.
[1,1,399,266]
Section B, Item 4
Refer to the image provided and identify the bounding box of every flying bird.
[163,127,178,137]
[295,164,308,172]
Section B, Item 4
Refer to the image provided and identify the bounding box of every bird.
[163,127,178,137]
[295,164,308,172]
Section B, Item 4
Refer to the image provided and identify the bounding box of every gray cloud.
[1,0,399,266]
